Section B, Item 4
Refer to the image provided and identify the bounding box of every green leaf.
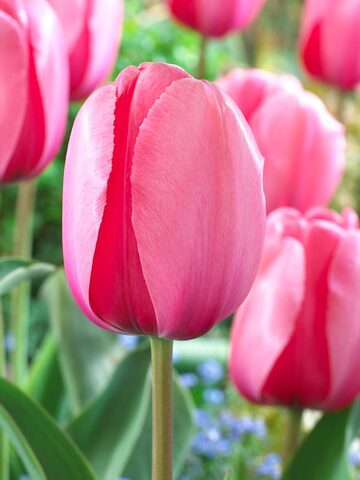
[0,258,55,296]
[123,373,195,480]
[67,346,151,480]
[282,400,360,480]
[41,270,124,413]
[0,377,97,480]
[26,334,66,419]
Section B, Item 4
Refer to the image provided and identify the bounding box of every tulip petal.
[325,231,360,409]
[63,83,119,331]
[263,220,343,407]
[321,0,360,89]
[0,11,27,178]
[70,0,123,100]
[229,236,304,403]
[251,90,345,213]
[88,64,189,335]
[26,0,69,174]
[131,78,265,339]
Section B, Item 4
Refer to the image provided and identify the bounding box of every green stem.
[282,408,303,467]
[241,29,257,67]
[150,337,173,480]
[335,90,347,124]
[11,179,37,385]
[197,35,208,79]
[0,302,9,480]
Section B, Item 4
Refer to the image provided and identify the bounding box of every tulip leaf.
[123,372,195,480]
[0,257,55,296]
[282,399,360,480]
[41,270,125,414]
[66,345,151,480]
[0,377,97,480]
[26,334,66,419]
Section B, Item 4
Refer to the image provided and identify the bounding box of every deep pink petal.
[230,236,305,403]
[324,232,360,409]
[131,79,265,339]
[0,11,28,179]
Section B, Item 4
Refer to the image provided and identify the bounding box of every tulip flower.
[63,62,266,341]
[48,0,123,100]
[0,0,68,183]
[217,69,346,213]
[230,207,360,411]
[300,0,360,90]
[165,0,266,37]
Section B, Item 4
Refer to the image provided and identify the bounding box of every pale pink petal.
[47,0,86,52]
[131,78,265,339]
[70,0,123,100]
[63,84,119,331]
[324,231,360,409]
[229,236,305,403]
[216,68,301,122]
[250,90,345,213]
[25,0,69,174]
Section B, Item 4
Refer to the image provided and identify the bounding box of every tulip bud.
[0,0,69,183]
[48,0,123,100]
[217,69,346,213]
[165,0,266,37]
[300,0,360,90]
[63,62,266,340]
[230,207,360,411]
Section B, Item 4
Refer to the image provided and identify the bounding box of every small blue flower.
[118,335,139,350]
[197,359,224,384]
[203,388,225,405]
[349,449,360,467]
[18,476,29,480]
[5,332,15,352]
[194,409,213,428]
[180,372,199,388]
[256,454,281,479]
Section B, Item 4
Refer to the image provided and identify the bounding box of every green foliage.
[282,401,360,480]
[41,270,124,414]
[0,377,96,480]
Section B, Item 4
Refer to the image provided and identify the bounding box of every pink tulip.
[0,0,68,183]
[48,0,123,100]
[166,0,266,37]
[230,207,360,411]
[63,62,266,340]
[217,69,346,213]
[300,0,360,90]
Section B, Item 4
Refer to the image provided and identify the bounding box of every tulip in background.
[0,0,69,183]
[230,207,360,411]
[217,69,346,213]
[48,0,123,100]
[63,61,266,479]
[165,0,267,37]
[300,0,360,91]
